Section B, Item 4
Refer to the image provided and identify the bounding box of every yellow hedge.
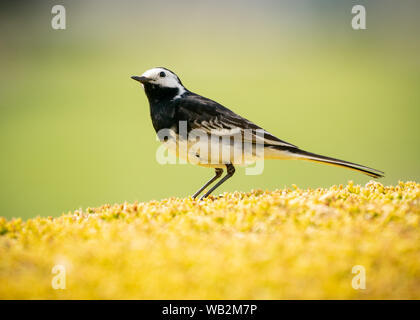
[0,181,419,299]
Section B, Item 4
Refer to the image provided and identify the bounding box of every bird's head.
[131,67,186,102]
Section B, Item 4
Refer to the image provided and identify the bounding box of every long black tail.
[289,149,384,178]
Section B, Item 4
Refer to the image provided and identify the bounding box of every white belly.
[161,133,265,168]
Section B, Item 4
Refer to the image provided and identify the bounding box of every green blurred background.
[1,0,419,219]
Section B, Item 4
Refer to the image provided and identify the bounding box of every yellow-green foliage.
[0,181,419,299]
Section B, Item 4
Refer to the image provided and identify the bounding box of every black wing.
[174,92,298,148]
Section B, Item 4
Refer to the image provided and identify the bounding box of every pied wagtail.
[132,67,384,200]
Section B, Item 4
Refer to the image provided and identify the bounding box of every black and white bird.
[131,67,384,200]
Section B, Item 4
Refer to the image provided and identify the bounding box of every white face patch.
[141,68,186,98]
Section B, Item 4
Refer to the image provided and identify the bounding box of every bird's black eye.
[159,71,166,77]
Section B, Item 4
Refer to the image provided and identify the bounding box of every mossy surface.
[1,181,419,299]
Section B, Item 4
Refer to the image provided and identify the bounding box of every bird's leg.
[199,164,235,200]
[192,168,224,199]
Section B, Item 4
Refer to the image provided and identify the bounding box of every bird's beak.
[131,76,151,84]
